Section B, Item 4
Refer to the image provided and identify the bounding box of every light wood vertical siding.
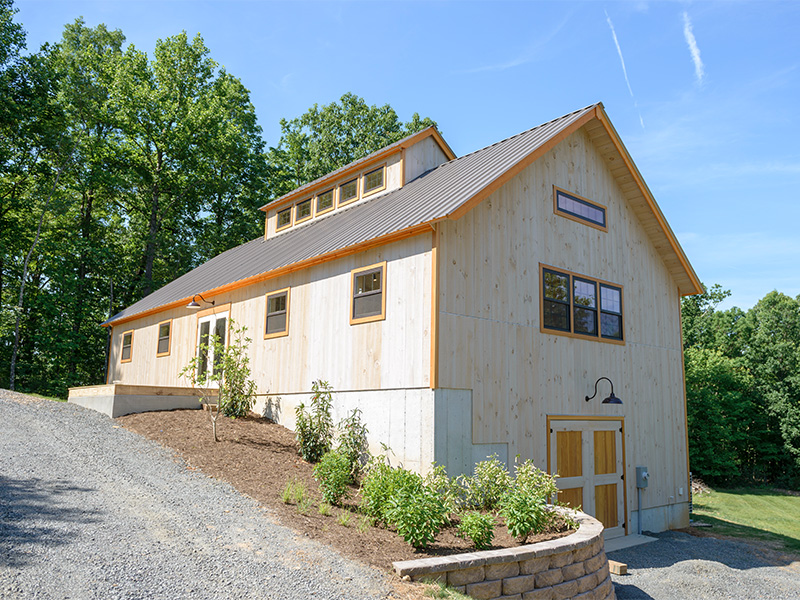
[109,234,432,393]
[436,126,689,527]
[404,136,450,183]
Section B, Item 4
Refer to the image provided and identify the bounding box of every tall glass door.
[196,311,228,385]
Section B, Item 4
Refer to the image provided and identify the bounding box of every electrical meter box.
[636,466,649,489]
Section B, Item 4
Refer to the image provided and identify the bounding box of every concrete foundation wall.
[68,385,208,418]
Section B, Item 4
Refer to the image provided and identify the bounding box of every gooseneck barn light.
[186,294,215,309]
[585,376,622,405]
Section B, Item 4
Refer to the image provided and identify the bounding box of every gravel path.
[609,530,800,600]
[0,392,390,600]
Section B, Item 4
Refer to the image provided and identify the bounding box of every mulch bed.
[118,409,573,572]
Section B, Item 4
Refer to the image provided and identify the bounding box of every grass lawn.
[691,487,800,555]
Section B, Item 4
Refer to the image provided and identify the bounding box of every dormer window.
[363,166,385,196]
[296,199,312,223]
[340,179,358,205]
[316,189,334,214]
[277,207,292,231]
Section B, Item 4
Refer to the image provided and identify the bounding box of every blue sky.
[15,0,800,310]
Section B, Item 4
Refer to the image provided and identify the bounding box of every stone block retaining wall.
[393,510,615,600]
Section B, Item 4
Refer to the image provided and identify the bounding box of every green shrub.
[499,489,547,543]
[458,453,511,510]
[336,408,369,480]
[499,457,559,543]
[217,324,258,418]
[385,481,448,549]
[295,380,334,462]
[360,457,420,524]
[512,457,558,498]
[313,450,351,505]
[424,463,460,515]
[457,511,495,549]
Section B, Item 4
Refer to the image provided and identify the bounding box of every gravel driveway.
[0,392,390,600]
[609,530,800,599]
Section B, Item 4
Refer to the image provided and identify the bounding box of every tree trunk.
[10,168,62,390]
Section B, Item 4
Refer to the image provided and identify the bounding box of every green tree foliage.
[683,285,800,485]
[268,92,437,197]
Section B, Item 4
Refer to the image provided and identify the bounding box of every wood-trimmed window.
[339,178,358,205]
[554,187,607,231]
[276,207,292,231]
[265,287,290,339]
[362,165,385,196]
[316,189,334,215]
[541,265,623,343]
[121,330,134,363]
[156,319,172,357]
[351,261,386,325]
[295,198,312,223]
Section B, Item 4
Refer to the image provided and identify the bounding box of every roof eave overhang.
[259,127,456,213]
[101,220,438,328]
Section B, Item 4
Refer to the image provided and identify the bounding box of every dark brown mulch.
[117,409,573,572]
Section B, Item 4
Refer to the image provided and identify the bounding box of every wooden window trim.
[362,164,386,198]
[539,264,624,345]
[264,287,290,339]
[121,329,134,363]
[276,206,293,232]
[315,188,335,216]
[156,319,172,357]
[295,198,313,224]
[553,186,608,232]
[338,178,360,207]
[350,261,387,325]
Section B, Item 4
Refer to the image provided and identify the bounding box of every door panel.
[550,419,626,539]
[556,431,582,477]
[594,483,618,529]
[594,430,616,475]
[558,487,583,509]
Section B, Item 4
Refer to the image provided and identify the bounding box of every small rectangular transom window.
[351,262,386,324]
[121,330,134,363]
[316,189,334,213]
[295,199,312,222]
[265,288,290,338]
[277,207,292,230]
[541,265,623,342]
[363,166,385,195]
[156,320,171,356]
[340,179,358,205]
[554,188,607,230]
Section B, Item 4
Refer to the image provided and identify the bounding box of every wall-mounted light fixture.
[186,294,215,310]
[585,376,622,404]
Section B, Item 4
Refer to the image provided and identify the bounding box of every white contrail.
[605,9,644,129]
[683,11,705,83]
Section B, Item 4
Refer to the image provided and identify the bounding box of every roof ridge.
[443,103,599,166]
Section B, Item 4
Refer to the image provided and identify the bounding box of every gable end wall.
[435,127,688,530]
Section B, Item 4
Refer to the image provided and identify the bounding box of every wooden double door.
[548,417,627,539]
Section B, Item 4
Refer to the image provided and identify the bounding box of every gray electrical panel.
[636,466,649,489]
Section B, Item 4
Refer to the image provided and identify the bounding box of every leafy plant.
[318,502,332,516]
[179,320,257,440]
[337,511,351,527]
[457,511,495,550]
[336,408,369,480]
[424,463,460,515]
[295,380,334,462]
[360,457,420,524]
[499,457,559,543]
[458,454,511,510]
[313,450,351,505]
[385,478,448,549]
[499,489,547,543]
